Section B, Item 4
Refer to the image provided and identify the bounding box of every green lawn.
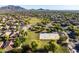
[28,17,42,25]
[24,30,48,49]
[0,48,4,53]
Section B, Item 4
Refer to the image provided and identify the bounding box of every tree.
[60,34,67,41]
[4,35,10,41]
[49,41,56,52]
[74,29,79,36]
[42,18,50,25]
[44,44,50,51]
[20,30,27,36]
[53,23,62,31]
[31,41,38,51]
[68,24,74,31]
[13,37,21,48]
[44,40,59,52]
[21,44,32,53]
[19,36,26,43]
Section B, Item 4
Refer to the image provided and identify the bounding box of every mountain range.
[0,5,26,13]
[0,5,79,13]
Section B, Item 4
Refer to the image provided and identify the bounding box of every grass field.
[24,30,48,49]
[28,17,42,25]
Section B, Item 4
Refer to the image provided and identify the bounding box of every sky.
[12,5,79,10]
[0,0,79,10]
[0,5,79,10]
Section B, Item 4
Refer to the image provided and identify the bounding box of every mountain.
[0,5,26,13]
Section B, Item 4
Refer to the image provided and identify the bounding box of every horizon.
[0,5,79,10]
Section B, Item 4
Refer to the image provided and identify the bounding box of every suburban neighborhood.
[0,5,79,53]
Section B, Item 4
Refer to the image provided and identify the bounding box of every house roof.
[0,42,3,48]
[39,32,60,40]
